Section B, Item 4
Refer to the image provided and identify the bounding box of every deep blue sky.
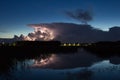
[0,0,120,38]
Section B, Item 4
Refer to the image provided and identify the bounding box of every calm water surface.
[0,49,120,80]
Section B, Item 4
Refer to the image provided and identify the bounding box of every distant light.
[68,43,71,46]
[63,43,67,46]
[62,43,81,46]
[76,43,80,46]
[73,43,76,46]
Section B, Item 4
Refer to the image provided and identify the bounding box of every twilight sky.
[0,0,120,38]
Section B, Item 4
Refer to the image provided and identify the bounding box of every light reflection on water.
[0,49,120,80]
[31,54,57,68]
[31,50,101,69]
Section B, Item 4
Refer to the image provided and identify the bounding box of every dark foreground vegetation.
[1,40,120,56]
[0,41,78,56]
[84,41,120,58]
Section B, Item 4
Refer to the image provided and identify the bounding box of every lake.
[0,49,120,80]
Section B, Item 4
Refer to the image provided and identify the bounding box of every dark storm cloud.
[65,9,93,24]
[20,23,120,43]
[0,22,119,43]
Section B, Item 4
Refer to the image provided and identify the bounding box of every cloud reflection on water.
[31,49,101,69]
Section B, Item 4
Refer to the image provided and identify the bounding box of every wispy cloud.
[65,9,93,24]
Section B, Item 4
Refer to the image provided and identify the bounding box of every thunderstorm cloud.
[12,23,120,43]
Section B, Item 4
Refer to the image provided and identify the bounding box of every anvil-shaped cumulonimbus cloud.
[14,23,120,43]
